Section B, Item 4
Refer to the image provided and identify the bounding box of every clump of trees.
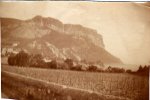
[29,54,46,68]
[8,51,46,68]
[126,69,132,73]
[136,65,149,76]
[8,51,29,67]
[47,60,57,69]
[105,66,125,73]
[64,58,74,70]
[8,50,149,76]
[125,65,149,76]
[87,65,98,72]
[8,53,16,66]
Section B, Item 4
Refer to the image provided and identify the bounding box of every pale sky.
[0,1,150,65]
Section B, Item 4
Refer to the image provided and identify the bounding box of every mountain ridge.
[1,16,123,65]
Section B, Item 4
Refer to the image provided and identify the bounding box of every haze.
[0,1,150,65]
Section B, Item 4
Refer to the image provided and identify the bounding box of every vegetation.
[136,65,149,76]
[4,50,149,100]
[7,50,149,76]
[47,60,57,69]
[2,65,149,100]
[105,66,125,73]
[8,51,29,66]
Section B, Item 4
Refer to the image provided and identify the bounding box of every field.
[2,64,149,100]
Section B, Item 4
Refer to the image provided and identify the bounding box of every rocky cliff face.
[1,16,122,65]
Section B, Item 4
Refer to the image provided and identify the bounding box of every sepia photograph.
[0,1,149,100]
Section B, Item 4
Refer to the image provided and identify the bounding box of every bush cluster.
[8,50,149,75]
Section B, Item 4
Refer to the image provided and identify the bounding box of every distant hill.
[1,16,123,65]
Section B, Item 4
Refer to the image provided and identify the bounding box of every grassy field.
[2,64,149,100]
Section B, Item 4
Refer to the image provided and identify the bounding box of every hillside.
[1,16,122,65]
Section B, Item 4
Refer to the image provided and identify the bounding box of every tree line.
[8,50,149,75]
[136,65,149,76]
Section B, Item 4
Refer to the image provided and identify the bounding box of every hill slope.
[1,16,122,65]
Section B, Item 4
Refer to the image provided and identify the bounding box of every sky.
[0,1,150,65]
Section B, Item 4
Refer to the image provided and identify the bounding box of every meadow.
[2,65,149,100]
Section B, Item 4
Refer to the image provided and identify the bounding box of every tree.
[71,64,82,71]
[137,65,143,73]
[29,54,45,67]
[105,66,125,73]
[8,53,16,66]
[64,58,74,69]
[15,50,29,67]
[126,69,132,73]
[136,65,149,76]
[106,66,112,72]
[88,65,97,72]
[47,60,57,69]
[8,50,29,67]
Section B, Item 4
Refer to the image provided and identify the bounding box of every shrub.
[15,50,29,67]
[47,60,57,69]
[8,54,16,66]
[64,58,74,69]
[71,64,82,71]
[88,65,97,72]
[126,69,132,73]
[8,50,29,67]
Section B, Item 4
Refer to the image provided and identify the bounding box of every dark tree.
[29,54,45,67]
[47,60,57,69]
[106,66,112,72]
[111,67,125,73]
[88,65,97,72]
[136,65,149,76]
[15,50,29,67]
[105,66,125,73]
[64,58,74,69]
[137,65,143,73]
[126,69,132,73]
[8,50,29,67]
[8,53,16,66]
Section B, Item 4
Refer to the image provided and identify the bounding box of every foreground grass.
[2,65,149,100]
